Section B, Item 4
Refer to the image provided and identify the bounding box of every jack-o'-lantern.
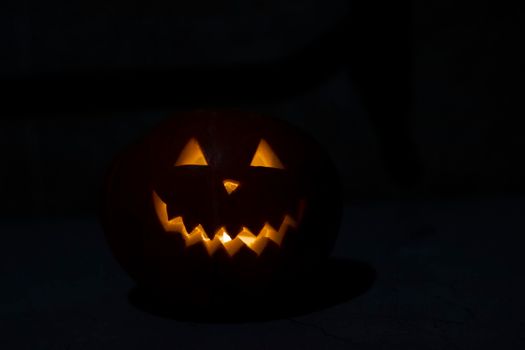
[102,110,342,296]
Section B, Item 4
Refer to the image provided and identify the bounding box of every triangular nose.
[223,179,240,195]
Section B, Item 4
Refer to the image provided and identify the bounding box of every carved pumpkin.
[102,110,342,294]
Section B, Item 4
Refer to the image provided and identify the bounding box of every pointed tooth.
[259,222,277,238]
[217,230,232,243]
[204,235,223,256]
[152,191,168,223]
[249,236,269,256]
[166,203,182,221]
[213,227,228,241]
[222,237,245,256]
[186,225,208,246]
[183,217,201,238]
[261,221,287,246]
[237,227,257,246]
[165,216,187,235]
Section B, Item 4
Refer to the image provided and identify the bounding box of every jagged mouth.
[152,191,299,257]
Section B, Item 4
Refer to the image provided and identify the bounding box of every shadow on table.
[128,257,375,323]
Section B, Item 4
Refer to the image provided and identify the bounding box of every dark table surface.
[1,198,523,349]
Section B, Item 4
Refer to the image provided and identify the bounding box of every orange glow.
[250,139,284,169]
[223,179,240,194]
[152,191,297,257]
[237,227,257,245]
[175,138,208,166]
[216,228,232,243]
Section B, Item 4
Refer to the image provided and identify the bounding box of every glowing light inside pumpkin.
[152,191,297,256]
[223,179,240,194]
[175,138,208,166]
[216,228,232,243]
[250,139,284,169]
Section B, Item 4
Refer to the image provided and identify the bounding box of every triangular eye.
[250,139,284,169]
[175,138,208,166]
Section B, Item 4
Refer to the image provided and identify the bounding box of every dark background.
[1,1,524,349]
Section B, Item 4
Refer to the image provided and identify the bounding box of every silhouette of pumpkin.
[102,110,342,293]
